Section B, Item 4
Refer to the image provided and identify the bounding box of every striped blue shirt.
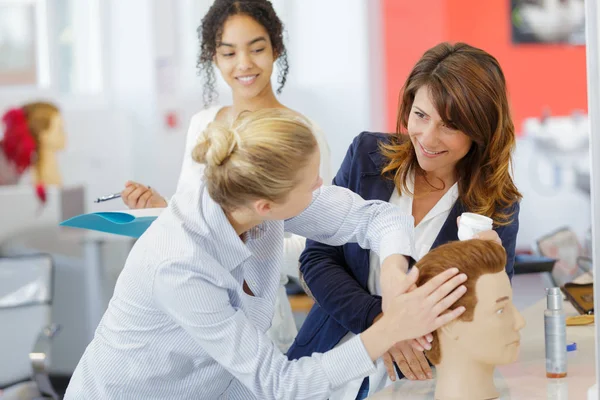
[65,182,414,399]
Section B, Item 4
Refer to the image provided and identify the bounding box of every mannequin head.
[1,101,64,192]
[21,102,65,152]
[416,240,525,367]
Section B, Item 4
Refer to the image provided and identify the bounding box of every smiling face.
[407,85,473,179]
[447,271,526,366]
[214,14,276,101]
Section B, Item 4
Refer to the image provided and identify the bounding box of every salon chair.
[0,254,61,400]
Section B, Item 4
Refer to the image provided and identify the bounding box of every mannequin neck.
[434,349,499,400]
[34,148,61,186]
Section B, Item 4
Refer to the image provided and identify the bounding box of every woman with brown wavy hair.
[287,42,522,400]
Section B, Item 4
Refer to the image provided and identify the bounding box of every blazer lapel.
[358,149,395,201]
[431,200,466,249]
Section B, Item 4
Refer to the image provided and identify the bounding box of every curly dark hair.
[197,0,289,107]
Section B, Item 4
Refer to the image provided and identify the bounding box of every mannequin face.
[442,271,526,366]
[39,114,66,151]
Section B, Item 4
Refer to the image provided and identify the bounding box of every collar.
[418,180,460,225]
[199,187,253,271]
[240,222,268,242]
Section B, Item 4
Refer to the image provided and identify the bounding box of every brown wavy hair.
[381,42,521,225]
[415,239,507,364]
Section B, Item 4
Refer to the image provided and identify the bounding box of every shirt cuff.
[320,335,377,389]
[379,230,413,261]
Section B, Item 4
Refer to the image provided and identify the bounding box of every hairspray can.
[545,287,567,378]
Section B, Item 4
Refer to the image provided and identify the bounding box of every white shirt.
[330,173,459,400]
[65,181,414,400]
[175,106,333,352]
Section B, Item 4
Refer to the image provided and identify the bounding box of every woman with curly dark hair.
[118,0,332,354]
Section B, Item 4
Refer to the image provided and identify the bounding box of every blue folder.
[60,209,165,238]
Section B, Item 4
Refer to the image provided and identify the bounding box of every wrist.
[361,315,394,361]
[381,255,409,278]
[373,312,384,324]
[380,257,408,311]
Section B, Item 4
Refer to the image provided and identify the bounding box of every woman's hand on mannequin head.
[121,181,167,209]
[384,340,432,381]
[386,267,467,342]
[362,267,467,362]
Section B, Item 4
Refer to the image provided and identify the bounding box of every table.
[368,273,596,399]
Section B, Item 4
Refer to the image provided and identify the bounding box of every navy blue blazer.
[287,131,520,361]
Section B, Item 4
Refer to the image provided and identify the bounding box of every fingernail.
[427,372,433,379]
[391,376,396,382]
[460,273,467,280]
[408,375,415,380]
[460,285,467,292]
[418,374,425,380]
[451,267,459,273]
[427,336,434,343]
[425,343,432,350]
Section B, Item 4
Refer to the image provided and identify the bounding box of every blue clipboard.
[60,208,165,238]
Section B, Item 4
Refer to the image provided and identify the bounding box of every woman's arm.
[299,239,384,333]
[285,132,414,273]
[284,184,414,265]
[153,257,376,400]
[280,122,333,280]
[296,134,395,333]
[153,257,466,400]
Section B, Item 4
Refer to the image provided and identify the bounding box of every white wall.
[276,0,384,172]
[513,137,591,250]
[1,0,384,204]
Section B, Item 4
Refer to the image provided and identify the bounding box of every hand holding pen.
[121,181,167,209]
[95,181,167,209]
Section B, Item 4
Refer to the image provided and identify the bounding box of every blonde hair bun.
[190,108,318,211]
[193,121,240,167]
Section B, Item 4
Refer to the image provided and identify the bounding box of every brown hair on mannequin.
[415,240,507,364]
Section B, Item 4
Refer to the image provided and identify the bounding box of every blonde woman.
[66,109,467,400]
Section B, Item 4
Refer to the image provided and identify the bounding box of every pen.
[94,192,122,203]
[94,186,152,203]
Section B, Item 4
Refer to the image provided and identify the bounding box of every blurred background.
[0,0,594,397]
